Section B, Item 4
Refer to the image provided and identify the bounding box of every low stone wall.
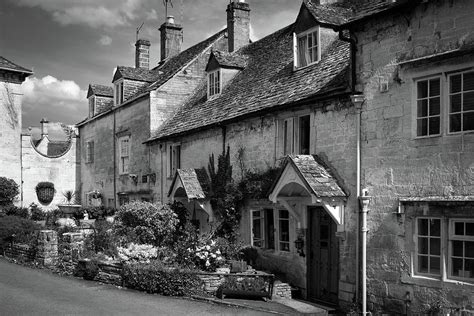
[36,230,58,267]
[96,261,123,286]
[197,273,226,293]
[59,232,84,273]
[272,281,292,299]
[4,243,36,261]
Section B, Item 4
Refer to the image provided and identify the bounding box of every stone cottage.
[77,0,474,313]
[0,56,32,202]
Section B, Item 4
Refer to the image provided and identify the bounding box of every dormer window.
[295,26,320,68]
[208,69,221,98]
[114,80,124,105]
[89,96,96,118]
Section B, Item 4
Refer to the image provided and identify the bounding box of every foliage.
[221,275,269,293]
[113,201,178,247]
[122,261,201,296]
[215,237,243,261]
[62,190,76,204]
[83,259,100,281]
[190,239,224,272]
[169,201,188,232]
[74,206,116,221]
[35,181,55,204]
[45,208,63,226]
[239,166,282,200]
[117,243,158,263]
[172,222,200,268]
[83,221,117,258]
[240,245,259,265]
[0,177,19,207]
[29,203,46,221]
[0,216,39,250]
[3,205,29,218]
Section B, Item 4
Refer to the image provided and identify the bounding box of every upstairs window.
[169,144,181,178]
[85,141,94,163]
[208,70,221,98]
[115,81,124,105]
[416,77,441,137]
[89,97,96,118]
[118,136,130,174]
[281,115,311,156]
[295,27,320,68]
[449,71,474,133]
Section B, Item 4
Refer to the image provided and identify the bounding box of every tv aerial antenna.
[136,21,145,41]
[163,0,174,18]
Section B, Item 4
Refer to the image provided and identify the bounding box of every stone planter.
[58,204,81,218]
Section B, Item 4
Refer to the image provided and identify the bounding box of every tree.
[0,177,19,207]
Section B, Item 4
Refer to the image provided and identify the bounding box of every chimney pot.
[166,16,175,24]
[40,118,49,138]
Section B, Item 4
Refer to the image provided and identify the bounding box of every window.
[450,219,474,281]
[169,144,181,177]
[85,141,94,163]
[118,136,130,174]
[449,71,474,133]
[295,27,319,68]
[279,210,290,252]
[89,97,96,118]
[416,78,441,137]
[119,195,129,206]
[115,81,124,105]
[208,70,221,97]
[252,210,264,248]
[416,218,441,276]
[281,115,311,156]
[142,175,148,183]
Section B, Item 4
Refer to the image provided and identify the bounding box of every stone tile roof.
[114,66,156,83]
[0,56,33,74]
[290,155,347,198]
[211,50,248,69]
[47,141,71,157]
[88,84,113,98]
[168,169,207,200]
[149,24,350,141]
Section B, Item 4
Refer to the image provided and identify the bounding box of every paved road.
[0,258,271,315]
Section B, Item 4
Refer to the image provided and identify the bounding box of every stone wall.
[4,243,36,261]
[352,0,474,313]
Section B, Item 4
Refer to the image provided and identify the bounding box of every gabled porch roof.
[168,169,207,200]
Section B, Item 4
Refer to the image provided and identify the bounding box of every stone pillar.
[36,230,58,267]
[61,232,84,273]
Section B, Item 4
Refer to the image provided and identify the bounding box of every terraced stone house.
[78,0,474,313]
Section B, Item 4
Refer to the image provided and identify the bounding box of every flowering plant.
[117,243,158,263]
[189,239,224,272]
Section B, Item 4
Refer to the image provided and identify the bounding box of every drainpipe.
[113,111,117,208]
[359,191,371,316]
[160,144,164,203]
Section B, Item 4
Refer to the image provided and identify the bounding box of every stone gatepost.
[61,232,84,273]
[36,230,58,267]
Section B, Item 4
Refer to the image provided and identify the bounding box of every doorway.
[307,206,339,304]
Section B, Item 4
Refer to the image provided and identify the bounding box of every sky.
[0,0,302,128]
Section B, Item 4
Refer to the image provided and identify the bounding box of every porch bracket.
[197,200,215,223]
[321,200,345,233]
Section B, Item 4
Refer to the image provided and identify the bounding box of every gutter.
[144,87,351,144]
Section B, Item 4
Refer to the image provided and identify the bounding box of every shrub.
[45,209,63,226]
[191,239,225,272]
[83,259,100,281]
[30,203,46,221]
[4,205,29,218]
[0,177,19,207]
[113,201,178,247]
[117,243,158,263]
[122,261,201,296]
[82,221,117,258]
[0,216,39,250]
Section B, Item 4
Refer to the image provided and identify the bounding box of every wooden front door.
[307,207,339,304]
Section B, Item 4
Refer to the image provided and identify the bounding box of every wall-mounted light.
[294,236,305,257]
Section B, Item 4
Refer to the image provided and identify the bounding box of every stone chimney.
[135,39,151,69]
[159,16,183,61]
[40,118,49,138]
[226,0,250,53]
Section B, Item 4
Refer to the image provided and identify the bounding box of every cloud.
[99,35,112,46]
[13,0,147,29]
[21,76,87,127]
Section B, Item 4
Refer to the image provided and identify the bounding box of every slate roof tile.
[0,56,33,74]
[150,24,350,141]
[169,169,207,200]
[47,141,71,157]
[88,84,114,98]
[212,50,248,69]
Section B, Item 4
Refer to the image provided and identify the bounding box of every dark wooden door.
[307,207,339,304]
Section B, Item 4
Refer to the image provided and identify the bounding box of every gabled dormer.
[205,50,247,99]
[112,66,154,106]
[87,84,114,118]
[293,0,350,70]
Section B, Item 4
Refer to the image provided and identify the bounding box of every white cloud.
[99,35,113,46]
[13,0,147,29]
[21,76,87,126]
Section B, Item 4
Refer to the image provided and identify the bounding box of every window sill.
[293,60,320,72]
[402,273,474,288]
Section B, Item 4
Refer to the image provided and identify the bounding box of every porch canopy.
[268,155,347,228]
[168,169,214,221]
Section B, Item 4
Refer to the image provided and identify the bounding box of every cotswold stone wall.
[353,0,474,313]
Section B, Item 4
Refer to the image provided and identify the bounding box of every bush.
[0,216,39,250]
[83,259,99,281]
[0,177,19,207]
[83,221,117,258]
[3,205,29,218]
[113,201,178,247]
[117,243,158,263]
[30,203,46,221]
[122,261,201,296]
[45,209,63,226]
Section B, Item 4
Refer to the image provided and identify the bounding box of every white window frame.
[414,217,442,278]
[251,210,265,248]
[448,219,474,282]
[294,26,321,69]
[168,144,181,178]
[415,76,442,138]
[89,96,96,118]
[85,140,94,164]
[280,113,312,156]
[448,70,474,134]
[114,80,124,106]
[118,135,130,175]
[207,69,221,98]
[278,209,290,252]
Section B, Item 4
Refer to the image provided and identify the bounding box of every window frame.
[448,218,474,282]
[414,76,442,138]
[168,143,181,178]
[251,210,265,248]
[294,26,321,70]
[89,96,96,118]
[279,113,312,157]
[118,135,130,175]
[278,209,290,252]
[414,217,442,278]
[114,79,124,106]
[447,70,474,134]
[85,140,94,164]
[207,69,221,98]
